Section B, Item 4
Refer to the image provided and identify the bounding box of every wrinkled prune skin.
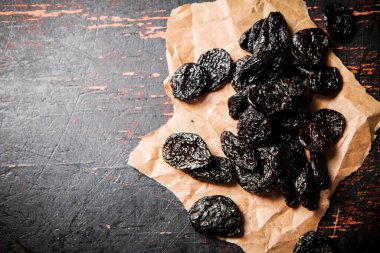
[235,146,280,194]
[295,163,319,210]
[171,63,209,101]
[311,109,345,141]
[188,195,243,237]
[187,156,234,184]
[299,122,334,152]
[292,28,329,68]
[323,2,354,42]
[162,133,212,171]
[231,56,252,91]
[310,152,330,190]
[197,48,233,91]
[293,231,333,253]
[310,67,342,96]
[278,141,307,207]
[239,19,264,53]
[248,76,308,116]
[237,107,273,145]
[228,89,249,120]
[221,131,258,171]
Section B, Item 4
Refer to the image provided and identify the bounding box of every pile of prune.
[164,8,353,238]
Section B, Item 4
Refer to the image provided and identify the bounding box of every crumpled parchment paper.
[128,0,380,252]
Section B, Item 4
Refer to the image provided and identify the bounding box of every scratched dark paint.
[0,0,378,252]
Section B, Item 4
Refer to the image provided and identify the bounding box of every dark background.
[0,0,378,252]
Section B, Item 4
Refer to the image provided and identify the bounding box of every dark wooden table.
[0,1,378,252]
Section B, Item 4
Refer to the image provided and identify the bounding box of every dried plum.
[171,63,208,101]
[323,2,354,42]
[292,28,329,67]
[293,231,333,253]
[228,89,249,120]
[310,152,330,190]
[239,19,264,53]
[299,122,334,152]
[187,156,234,184]
[162,133,212,171]
[220,131,258,171]
[188,195,243,237]
[237,107,273,145]
[197,48,233,91]
[310,109,345,141]
[235,146,280,194]
[295,162,319,210]
[231,56,252,91]
[310,67,342,96]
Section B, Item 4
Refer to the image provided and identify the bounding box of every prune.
[310,109,345,141]
[248,76,308,116]
[187,156,234,184]
[162,133,212,171]
[197,48,233,91]
[239,19,264,53]
[274,96,309,133]
[188,195,243,237]
[310,67,342,96]
[235,146,280,194]
[295,162,319,210]
[231,56,252,91]
[323,2,354,42]
[278,141,307,207]
[299,122,334,152]
[171,63,209,101]
[237,107,273,145]
[310,152,330,190]
[220,131,258,171]
[293,231,333,253]
[228,89,249,120]
[292,28,329,67]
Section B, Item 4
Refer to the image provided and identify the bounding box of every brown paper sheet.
[128,0,380,252]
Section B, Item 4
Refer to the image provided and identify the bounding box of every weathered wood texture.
[0,0,378,252]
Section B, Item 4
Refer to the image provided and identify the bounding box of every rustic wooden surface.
[0,0,378,252]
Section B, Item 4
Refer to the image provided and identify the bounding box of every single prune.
[188,195,243,237]
[187,156,234,184]
[171,63,208,101]
[220,131,258,171]
[237,107,273,145]
[248,76,308,116]
[228,89,249,120]
[295,162,319,210]
[235,146,280,194]
[274,96,310,132]
[239,19,264,53]
[323,2,354,42]
[231,56,252,91]
[299,122,334,152]
[291,28,329,67]
[197,48,233,91]
[310,67,342,96]
[310,109,345,141]
[310,152,330,190]
[293,231,333,253]
[162,133,212,171]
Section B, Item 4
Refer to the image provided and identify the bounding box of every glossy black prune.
[220,131,258,171]
[310,67,342,96]
[310,152,330,190]
[237,107,273,145]
[235,146,280,194]
[299,122,334,152]
[311,109,345,141]
[171,63,208,101]
[231,56,252,91]
[323,2,354,42]
[293,231,333,253]
[188,195,243,237]
[239,19,264,53]
[228,89,249,120]
[162,133,212,171]
[197,48,233,91]
[295,162,319,210]
[187,156,234,184]
[292,28,329,68]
